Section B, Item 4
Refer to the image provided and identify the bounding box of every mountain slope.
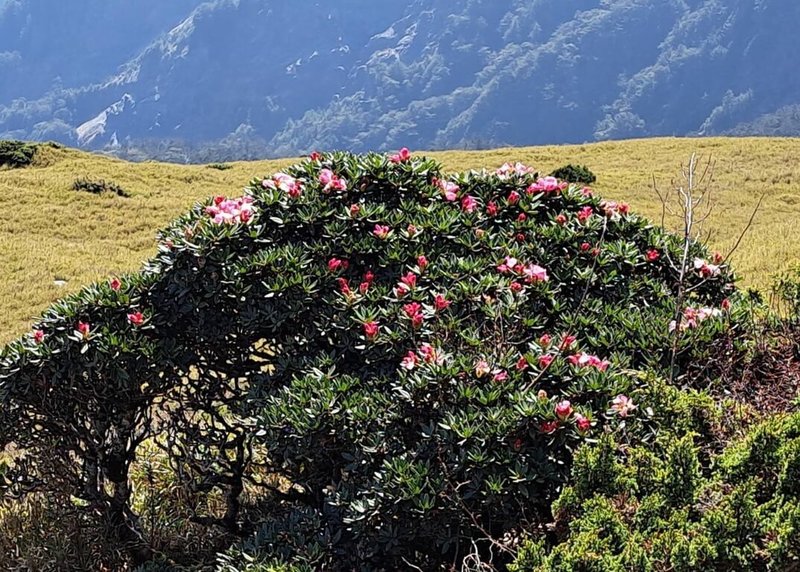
[1,0,799,159]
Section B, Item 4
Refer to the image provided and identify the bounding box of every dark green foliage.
[550,164,596,185]
[0,152,733,569]
[512,408,800,572]
[0,140,37,168]
[71,177,130,197]
[207,162,234,170]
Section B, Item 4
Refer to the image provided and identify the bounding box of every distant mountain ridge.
[1,0,799,161]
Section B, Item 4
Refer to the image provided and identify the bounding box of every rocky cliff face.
[1,0,799,160]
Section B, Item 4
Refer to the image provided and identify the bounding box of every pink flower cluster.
[496,256,549,283]
[401,343,443,370]
[669,306,722,332]
[474,359,508,382]
[496,161,536,180]
[263,173,304,198]
[434,178,460,201]
[600,200,630,217]
[527,176,567,194]
[610,394,636,417]
[567,352,611,371]
[205,196,255,225]
[390,147,412,163]
[319,169,347,193]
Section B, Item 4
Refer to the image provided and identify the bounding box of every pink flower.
[560,335,577,350]
[486,201,498,216]
[475,360,491,378]
[127,311,144,326]
[517,213,527,222]
[395,284,410,298]
[539,333,552,348]
[527,176,561,194]
[496,256,517,274]
[493,370,509,383]
[555,400,573,420]
[523,264,549,284]
[507,191,520,204]
[363,321,379,340]
[400,272,417,289]
[319,169,347,192]
[205,196,255,225]
[401,351,418,370]
[263,173,303,198]
[541,420,559,434]
[646,249,660,262]
[33,329,45,344]
[359,281,370,295]
[418,343,439,364]
[601,200,629,217]
[77,321,91,339]
[556,214,567,225]
[496,161,535,180]
[538,354,554,368]
[516,356,528,370]
[434,294,451,312]
[580,242,591,252]
[109,278,122,291]
[510,281,523,293]
[309,151,322,162]
[417,255,428,271]
[328,258,346,273]
[390,147,412,163]
[373,224,391,240]
[693,258,721,278]
[461,195,478,213]
[611,394,636,417]
[403,302,424,328]
[575,414,591,433]
[349,204,361,217]
[582,187,593,197]
[407,224,418,237]
[567,352,610,371]
[337,278,352,295]
[438,180,460,201]
[577,206,593,223]
[721,298,731,311]
[712,252,724,265]
[364,271,375,284]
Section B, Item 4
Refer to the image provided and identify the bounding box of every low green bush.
[0,140,37,168]
[71,177,130,197]
[550,164,596,185]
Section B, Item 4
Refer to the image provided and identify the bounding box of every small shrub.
[0,140,37,168]
[207,163,234,171]
[71,177,130,197]
[550,164,596,184]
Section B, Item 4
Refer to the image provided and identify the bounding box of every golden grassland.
[0,137,797,343]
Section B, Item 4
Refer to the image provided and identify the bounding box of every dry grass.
[1,137,797,343]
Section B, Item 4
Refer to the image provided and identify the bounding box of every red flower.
[109,278,122,291]
[328,258,346,272]
[577,206,593,223]
[337,278,351,295]
[646,249,660,262]
[712,251,724,264]
[510,281,523,293]
[400,272,417,289]
[403,302,422,318]
[363,321,379,340]
[486,201,498,216]
[417,255,428,271]
[556,214,567,225]
[127,312,144,326]
[539,333,552,348]
[517,213,527,222]
[516,233,526,242]
[349,204,361,217]
[721,298,731,310]
[507,190,520,204]
[309,151,322,161]
[395,284,410,298]
[359,281,370,295]
[433,294,451,311]
[516,355,528,370]
[580,242,591,252]
[213,195,225,206]
[538,354,554,368]
[541,420,559,434]
[560,334,577,350]
[364,271,376,283]
[590,247,601,257]
[33,329,45,344]
[575,414,591,433]
[77,321,91,339]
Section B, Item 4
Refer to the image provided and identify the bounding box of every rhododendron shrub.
[0,151,733,569]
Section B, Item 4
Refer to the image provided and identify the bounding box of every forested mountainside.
[2,0,799,161]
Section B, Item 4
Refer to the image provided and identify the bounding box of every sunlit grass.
[1,137,797,342]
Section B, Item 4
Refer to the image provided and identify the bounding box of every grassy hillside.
[0,137,796,342]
